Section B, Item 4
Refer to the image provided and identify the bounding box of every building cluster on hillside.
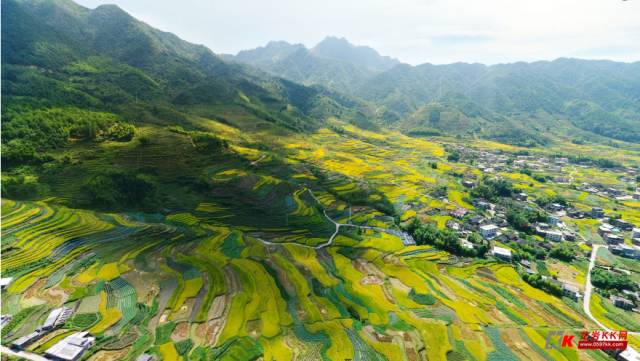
[444,145,640,316]
[597,217,640,258]
[11,307,74,350]
[449,145,638,190]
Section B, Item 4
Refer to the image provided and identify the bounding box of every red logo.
[577,330,628,350]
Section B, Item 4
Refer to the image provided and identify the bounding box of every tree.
[591,268,637,292]
[85,171,157,209]
[470,177,514,202]
[549,243,576,262]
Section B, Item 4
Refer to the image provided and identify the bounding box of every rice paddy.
[2,122,632,361]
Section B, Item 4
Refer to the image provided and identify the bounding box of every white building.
[545,230,563,242]
[136,354,156,361]
[45,332,95,361]
[0,277,13,290]
[43,307,73,330]
[1,314,12,328]
[491,246,512,261]
[461,239,475,250]
[480,224,499,239]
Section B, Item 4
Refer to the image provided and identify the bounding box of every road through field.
[583,244,610,331]
[583,243,640,361]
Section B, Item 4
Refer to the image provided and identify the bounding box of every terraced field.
[2,123,639,361]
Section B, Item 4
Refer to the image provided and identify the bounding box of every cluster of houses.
[2,279,97,361]
[534,219,575,242]
[597,218,640,260]
[450,145,638,198]
[592,264,640,313]
[577,182,640,202]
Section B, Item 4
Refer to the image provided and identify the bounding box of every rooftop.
[45,332,95,361]
[0,277,13,287]
[492,246,512,257]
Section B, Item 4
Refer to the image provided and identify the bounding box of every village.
[432,145,640,318]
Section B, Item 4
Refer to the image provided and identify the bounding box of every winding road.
[583,244,640,336]
[583,244,640,361]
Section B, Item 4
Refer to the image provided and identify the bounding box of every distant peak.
[311,36,400,72]
[313,36,360,52]
[318,36,351,44]
[264,40,305,50]
[91,3,132,19]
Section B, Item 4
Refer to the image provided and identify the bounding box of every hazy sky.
[76,0,640,65]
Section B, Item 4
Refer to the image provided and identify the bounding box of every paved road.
[583,244,610,331]
[583,243,640,361]
[0,345,49,361]
[583,244,640,336]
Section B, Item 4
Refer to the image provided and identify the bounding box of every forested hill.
[1,0,381,209]
[358,59,640,144]
[3,0,640,160]
[1,0,375,139]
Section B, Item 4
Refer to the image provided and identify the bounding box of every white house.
[480,224,499,239]
[45,332,95,361]
[546,230,563,242]
[491,246,512,261]
[0,277,13,291]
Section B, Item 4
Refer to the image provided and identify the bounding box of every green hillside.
[1,0,380,210]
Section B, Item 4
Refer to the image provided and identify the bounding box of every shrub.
[409,289,437,305]
[521,273,563,297]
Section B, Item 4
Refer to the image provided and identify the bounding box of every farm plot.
[105,277,138,332]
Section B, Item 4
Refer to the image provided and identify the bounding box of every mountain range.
[3,0,640,166]
[230,40,640,145]
[226,37,400,93]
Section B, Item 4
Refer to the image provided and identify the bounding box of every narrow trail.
[256,188,411,250]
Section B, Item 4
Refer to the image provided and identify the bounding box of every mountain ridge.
[230,36,640,144]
